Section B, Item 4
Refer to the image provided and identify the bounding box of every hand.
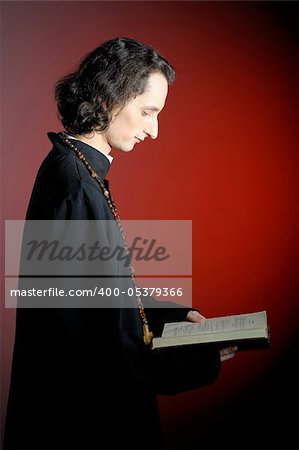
[220,346,238,362]
[186,311,238,362]
[186,310,206,323]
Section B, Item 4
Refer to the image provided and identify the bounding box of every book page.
[161,311,267,338]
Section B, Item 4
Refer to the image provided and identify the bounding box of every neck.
[73,131,112,155]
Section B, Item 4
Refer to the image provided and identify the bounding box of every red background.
[1,1,298,448]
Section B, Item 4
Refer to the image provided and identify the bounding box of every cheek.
[114,114,134,137]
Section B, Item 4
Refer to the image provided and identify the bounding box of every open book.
[152,310,270,351]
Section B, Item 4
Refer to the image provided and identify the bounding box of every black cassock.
[4,132,221,449]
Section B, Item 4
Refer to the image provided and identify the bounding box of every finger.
[221,353,236,362]
[220,346,238,362]
[220,346,238,357]
[187,311,206,323]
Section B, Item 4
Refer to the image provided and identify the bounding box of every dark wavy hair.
[55,37,175,135]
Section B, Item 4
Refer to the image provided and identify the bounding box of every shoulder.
[27,147,111,220]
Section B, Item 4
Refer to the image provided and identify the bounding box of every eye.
[142,111,150,117]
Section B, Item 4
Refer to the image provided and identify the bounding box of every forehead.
[133,72,169,110]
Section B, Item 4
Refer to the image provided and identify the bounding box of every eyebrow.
[143,106,161,112]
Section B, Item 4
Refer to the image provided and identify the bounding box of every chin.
[116,144,135,152]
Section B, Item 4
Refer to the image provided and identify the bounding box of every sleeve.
[53,190,103,219]
[48,190,221,397]
[120,328,221,395]
[142,295,199,336]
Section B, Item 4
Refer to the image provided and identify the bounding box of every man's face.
[104,72,169,152]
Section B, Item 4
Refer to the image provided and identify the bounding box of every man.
[4,37,236,449]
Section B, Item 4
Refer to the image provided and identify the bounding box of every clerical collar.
[64,133,114,164]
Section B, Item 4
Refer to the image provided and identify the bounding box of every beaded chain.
[59,132,153,346]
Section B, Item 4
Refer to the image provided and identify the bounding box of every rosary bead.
[59,132,153,345]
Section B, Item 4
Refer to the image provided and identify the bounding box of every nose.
[145,117,158,140]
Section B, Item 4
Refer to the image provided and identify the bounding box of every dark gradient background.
[1,1,298,449]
